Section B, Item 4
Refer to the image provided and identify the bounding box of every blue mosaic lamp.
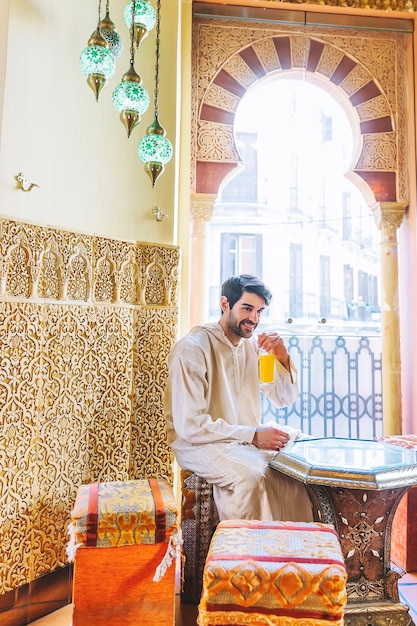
[100,2,123,59]
[137,0,172,186]
[124,0,156,48]
[112,1,149,138]
[79,1,116,101]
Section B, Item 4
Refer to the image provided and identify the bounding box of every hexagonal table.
[270,437,417,626]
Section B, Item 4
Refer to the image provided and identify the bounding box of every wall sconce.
[15,173,39,193]
[152,206,168,222]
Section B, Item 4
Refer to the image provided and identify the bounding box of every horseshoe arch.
[193,30,406,206]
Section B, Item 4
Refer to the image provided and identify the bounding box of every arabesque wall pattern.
[191,17,409,206]
[0,217,180,593]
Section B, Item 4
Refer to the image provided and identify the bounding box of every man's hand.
[258,332,290,371]
[252,425,290,451]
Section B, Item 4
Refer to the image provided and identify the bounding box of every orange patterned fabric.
[378,434,417,449]
[70,479,179,548]
[198,520,347,626]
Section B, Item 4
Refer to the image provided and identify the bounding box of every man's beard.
[229,318,256,338]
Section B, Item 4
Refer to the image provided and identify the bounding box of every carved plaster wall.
[191,17,410,206]
[0,217,180,593]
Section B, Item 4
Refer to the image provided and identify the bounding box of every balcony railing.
[261,333,383,440]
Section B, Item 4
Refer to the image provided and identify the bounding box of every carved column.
[372,202,407,436]
[189,193,216,326]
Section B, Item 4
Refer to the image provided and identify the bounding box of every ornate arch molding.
[193,20,409,205]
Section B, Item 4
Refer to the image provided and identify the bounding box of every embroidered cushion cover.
[69,478,179,548]
[378,434,417,449]
[198,519,347,626]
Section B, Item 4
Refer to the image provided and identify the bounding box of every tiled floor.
[28,571,417,626]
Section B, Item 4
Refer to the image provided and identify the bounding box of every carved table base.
[345,601,413,626]
[309,484,416,626]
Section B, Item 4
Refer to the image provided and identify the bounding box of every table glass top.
[269,437,417,488]
[285,437,416,471]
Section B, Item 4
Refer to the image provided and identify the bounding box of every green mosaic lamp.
[124,0,156,48]
[100,2,123,59]
[138,115,173,186]
[137,0,172,186]
[112,67,150,137]
[112,0,150,137]
[79,1,116,101]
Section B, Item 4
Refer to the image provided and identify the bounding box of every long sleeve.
[164,324,299,449]
[165,350,256,445]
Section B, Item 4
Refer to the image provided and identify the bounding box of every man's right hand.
[252,425,290,451]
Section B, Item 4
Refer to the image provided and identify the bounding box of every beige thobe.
[164,322,313,522]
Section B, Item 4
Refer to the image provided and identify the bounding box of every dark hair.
[221,274,272,310]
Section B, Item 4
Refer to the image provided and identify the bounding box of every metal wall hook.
[152,206,168,222]
[15,172,39,193]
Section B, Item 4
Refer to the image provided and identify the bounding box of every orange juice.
[259,353,275,383]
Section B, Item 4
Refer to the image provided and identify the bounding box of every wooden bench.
[180,469,219,604]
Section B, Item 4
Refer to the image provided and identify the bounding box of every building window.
[320,255,331,318]
[222,133,258,203]
[220,233,262,284]
[321,112,333,142]
[289,243,303,318]
[342,191,352,240]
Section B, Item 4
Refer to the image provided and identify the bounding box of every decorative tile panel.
[192,19,409,202]
[0,217,180,593]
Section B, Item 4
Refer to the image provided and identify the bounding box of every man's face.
[220,290,266,345]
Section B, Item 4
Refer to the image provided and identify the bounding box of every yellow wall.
[0,0,181,246]
[0,0,188,594]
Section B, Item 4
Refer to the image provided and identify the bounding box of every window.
[220,233,262,283]
[289,243,303,318]
[321,112,333,142]
[342,191,352,240]
[344,264,354,318]
[222,133,258,203]
[320,255,331,318]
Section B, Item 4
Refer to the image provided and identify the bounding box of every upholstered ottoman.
[68,478,181,626]
[198,519,347,626]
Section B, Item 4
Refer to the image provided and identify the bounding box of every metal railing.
[261,334,383,440]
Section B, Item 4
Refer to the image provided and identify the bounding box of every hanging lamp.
[137,0,173,187]
[100,0,123,59]
[112,0,150,137]
[123,0,156,48]
[79,0,116,101]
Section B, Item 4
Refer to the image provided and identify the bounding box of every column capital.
[372,202,408,233]
[190,193,217,222]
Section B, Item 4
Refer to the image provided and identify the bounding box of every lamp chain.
[130,0,137,66]
[153,0,161,117]
[97,0,102,29]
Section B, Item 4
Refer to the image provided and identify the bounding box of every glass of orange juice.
[259,350,275,383]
